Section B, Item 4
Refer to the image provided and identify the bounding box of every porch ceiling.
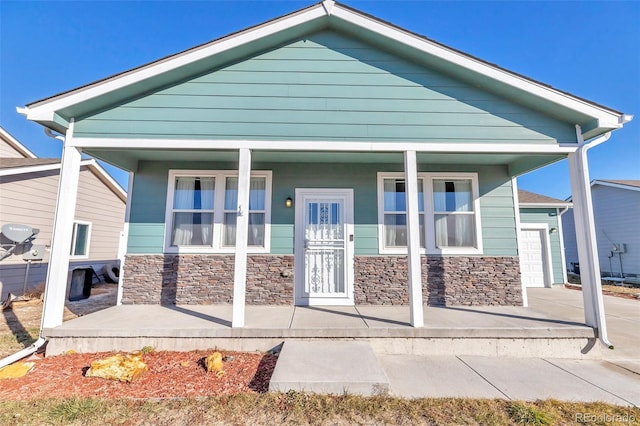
[84,148,565,176]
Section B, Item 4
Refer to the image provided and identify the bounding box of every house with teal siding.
[18,1,631,345]
[517,189,572,288]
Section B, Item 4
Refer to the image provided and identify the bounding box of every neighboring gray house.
[563,180,640,279]
[0,127,127,298]
[517,189,571,288]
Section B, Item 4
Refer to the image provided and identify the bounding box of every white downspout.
[0,127,66,369]
[569,125,612,349]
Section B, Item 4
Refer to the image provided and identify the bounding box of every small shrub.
[507,402,551,425]
[141,346,155,354]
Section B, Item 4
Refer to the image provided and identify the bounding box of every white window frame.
[164,169,272,254]
[70,220,92,259]
[377,172,483,255]
[377,172,427,255]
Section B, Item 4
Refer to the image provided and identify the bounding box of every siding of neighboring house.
[0,140,26,158]
[563,184,640,277]
[519,207,565,284]
[0,166,126,297]
[73,31,576,145]
[127,160,517,257]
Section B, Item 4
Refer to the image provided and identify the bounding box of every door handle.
[349,234,354,242]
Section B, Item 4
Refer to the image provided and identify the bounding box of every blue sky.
[1,0,638,199]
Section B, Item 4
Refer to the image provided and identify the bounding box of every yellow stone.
[0,362,35,379]
[205,352,224,374]
[85,353,148,382]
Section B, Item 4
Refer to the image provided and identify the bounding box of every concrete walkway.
[270,288,640,405]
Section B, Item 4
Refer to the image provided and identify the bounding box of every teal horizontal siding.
[127,224,165,254]
[520,208,564,283]
[126,161,518,257]
[74,31,575,144]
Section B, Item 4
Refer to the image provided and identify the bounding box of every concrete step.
[269,340,389,396]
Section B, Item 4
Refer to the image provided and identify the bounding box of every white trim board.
[71,137,579,154]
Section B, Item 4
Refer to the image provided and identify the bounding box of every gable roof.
[18,1,630,140]
[592,180,640,192]
[0,127,37,158]
[518,189,572,208]
[0,157,127,203]
[0,158,60,170]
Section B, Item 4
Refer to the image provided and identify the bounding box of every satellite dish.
[1,224,38,243]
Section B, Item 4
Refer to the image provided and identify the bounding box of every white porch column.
[404,150,424,327]
[232,148,251,327]
[568,132,611,347]
[116,171,134,306]
[41,125,82,329]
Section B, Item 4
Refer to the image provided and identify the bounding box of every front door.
[294,189,354,305]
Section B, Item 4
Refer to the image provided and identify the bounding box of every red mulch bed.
[0,350,277,400]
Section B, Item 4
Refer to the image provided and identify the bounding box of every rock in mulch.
[0,362,35,379]
[85,352,148,382]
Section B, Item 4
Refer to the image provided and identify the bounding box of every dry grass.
[0,394,638,425]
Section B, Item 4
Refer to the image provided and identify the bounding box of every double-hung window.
[380,175,425,249]
[378,172,482,254]
[222,176,267,247]
[165,170,271,253]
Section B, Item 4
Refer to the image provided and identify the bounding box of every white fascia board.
[22,5,327,120]
[591,180,640,192]
[0,127,37,158]
[331,6,623,125]
[0,159,91,177]
[0,162,62,177]
[72,137,578,154]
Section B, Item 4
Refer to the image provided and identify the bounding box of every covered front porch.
[43,288,598,358]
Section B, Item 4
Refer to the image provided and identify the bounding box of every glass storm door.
[295,189,354,305]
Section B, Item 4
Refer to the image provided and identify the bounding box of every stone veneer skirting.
[354,255,522,306]
[122,254,294,305]
[123,254,521,306]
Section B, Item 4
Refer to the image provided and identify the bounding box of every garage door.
[520,229,547,288]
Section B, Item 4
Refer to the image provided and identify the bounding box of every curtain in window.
[433,180,448,247]
[199,177,215,245]
[383,179,404,246]
[434,179,473,247]
[453,179,472,246]
[248,178,265,245]
[224,177,266,246]
[172,177,196,245]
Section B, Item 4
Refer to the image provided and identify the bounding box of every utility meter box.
[22,245,45,261]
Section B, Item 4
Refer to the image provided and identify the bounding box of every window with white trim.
[381,177,425,248]
[222,176,267,247]
[70,221,91,257]
[431,178,476,248]
[377,172,482,254]
[165,170,271,253]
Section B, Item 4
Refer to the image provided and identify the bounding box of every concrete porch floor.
[43,288,600,358]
